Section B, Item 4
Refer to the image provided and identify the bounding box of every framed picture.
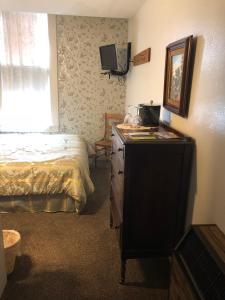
[163,35,194,117]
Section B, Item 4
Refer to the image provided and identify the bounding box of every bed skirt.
[0,194,77,213]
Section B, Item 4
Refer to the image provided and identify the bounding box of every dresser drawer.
[111,134,125,166]
[110,185,123,227]
[111,169,124,202]
[110,136,124,228]
[111,151,124,179]
[111,167,124,212]
[111,152,124,179]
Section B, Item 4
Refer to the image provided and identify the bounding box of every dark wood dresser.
[110,124,194,283]
[169,225,225,300]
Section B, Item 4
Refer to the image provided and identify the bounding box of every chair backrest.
[104,113,123,140]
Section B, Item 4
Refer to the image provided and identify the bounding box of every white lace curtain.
[0,12,56,132]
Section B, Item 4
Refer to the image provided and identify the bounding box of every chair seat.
[95,139,112,148]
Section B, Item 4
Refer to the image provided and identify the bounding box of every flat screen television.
[99,44,118,71]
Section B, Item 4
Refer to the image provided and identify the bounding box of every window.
[0,12,58,132]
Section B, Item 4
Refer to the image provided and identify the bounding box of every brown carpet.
[1,161,169,300]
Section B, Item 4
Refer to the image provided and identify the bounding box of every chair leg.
[95,145,97,167]
[105,147,107,160]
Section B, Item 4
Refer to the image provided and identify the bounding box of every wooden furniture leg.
[94,145,97,167]
[120,259,126,284]
[109,209,113,229]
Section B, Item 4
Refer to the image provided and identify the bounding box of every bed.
[0,133,94,213]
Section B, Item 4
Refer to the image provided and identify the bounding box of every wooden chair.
[95,113,123,166]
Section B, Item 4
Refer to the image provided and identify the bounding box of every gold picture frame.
[163,35,195,117]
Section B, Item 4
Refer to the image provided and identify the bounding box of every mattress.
[0,133,94,212]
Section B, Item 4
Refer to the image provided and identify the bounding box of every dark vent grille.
[179,231,202,266]
[178,229,225,300]
[205,273,225,300]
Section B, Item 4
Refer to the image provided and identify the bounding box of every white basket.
[2,230,21,275]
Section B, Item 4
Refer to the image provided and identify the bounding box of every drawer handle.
[118,170,123,175]
[111,133,115,137]
[118,148,123,152]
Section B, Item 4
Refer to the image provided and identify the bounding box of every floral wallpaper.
[56,16,128,143]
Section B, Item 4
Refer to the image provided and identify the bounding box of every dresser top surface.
[113,123,194,145]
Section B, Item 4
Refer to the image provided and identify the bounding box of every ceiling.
[0,0,146,18]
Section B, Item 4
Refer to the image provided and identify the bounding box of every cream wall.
[126,0,225,232]
[57,16,128,143]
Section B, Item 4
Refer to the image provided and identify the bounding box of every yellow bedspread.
[0,134,94,212]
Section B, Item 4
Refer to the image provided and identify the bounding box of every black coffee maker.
[138,101,161,126]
